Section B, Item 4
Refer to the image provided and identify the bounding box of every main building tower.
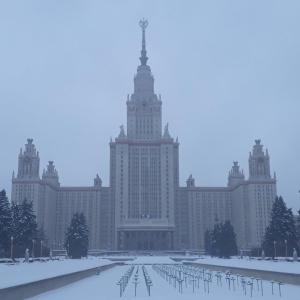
[109,20,179,250]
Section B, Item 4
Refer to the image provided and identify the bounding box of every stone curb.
[0,262,123,300]
[184,261,300,285]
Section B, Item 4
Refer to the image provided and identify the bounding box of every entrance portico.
[117,230,174,250]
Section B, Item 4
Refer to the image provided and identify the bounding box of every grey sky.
[1,1,300,211]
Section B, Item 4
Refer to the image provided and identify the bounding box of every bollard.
[178,279,183,293]
[184,274,188,288]
[196,276,200,289]
[231,277,236,291]
[117,281,122,297]
[132,279,139,297]
[241,278,246,295]
[191,277,196,293]
[236,274,240,286]
[205,279,210,294]
[261,279,264,296]
[278,281,284,297]
[256,277,260,291]
[271,280,275,295]
[246,281,253,297]
[226,275,231,290]
[148,281,153,296]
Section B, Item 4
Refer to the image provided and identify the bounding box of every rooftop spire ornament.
[139,18,148,29]
[139,18,148,65]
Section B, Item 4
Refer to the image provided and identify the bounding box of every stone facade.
[11,21,277,251]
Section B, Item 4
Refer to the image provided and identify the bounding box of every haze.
[1,1,299,211]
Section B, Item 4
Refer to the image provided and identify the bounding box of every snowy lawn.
[0,257,114,289]
[1,256,300,299]
[195,256,300,274]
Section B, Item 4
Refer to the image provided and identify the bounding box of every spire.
[139,18,148,65]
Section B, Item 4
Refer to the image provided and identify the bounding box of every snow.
[0,257,114,289]
[193,256,300,274]
[1,256,300,299]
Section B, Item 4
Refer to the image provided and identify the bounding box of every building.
[11,20,277,251]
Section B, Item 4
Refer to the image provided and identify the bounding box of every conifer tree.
[262,196,297,258]
[65,212,89,259]
[296,209,300,242]
[210,223,221,257]
[219,220,238,258]
[11,199,38,248]
[0,190,13,256]
[36,226,48,246]
[204,229,212,255]
[209,220,238,258]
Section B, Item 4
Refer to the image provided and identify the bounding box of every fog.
[1,1,299,211]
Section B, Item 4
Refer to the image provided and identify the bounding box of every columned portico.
[117,230,174,250]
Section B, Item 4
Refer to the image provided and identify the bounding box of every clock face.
[258,157,264,163]
[24,156,31,163]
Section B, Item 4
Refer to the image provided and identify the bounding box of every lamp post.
[40,240,43,257]
[285,240,287,259]
[10,237,14,259]
[274,241,276,259]
[32,239,35,257]
[249,244,252,259]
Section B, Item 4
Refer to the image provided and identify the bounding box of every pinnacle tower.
[110,19,178,250]
[126,19,162,140]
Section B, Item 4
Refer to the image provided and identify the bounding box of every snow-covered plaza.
[1,256,300,299]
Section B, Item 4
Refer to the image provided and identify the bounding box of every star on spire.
[139,18,149,65]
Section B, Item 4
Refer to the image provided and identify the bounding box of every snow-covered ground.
[1,256,300,299]
[196,256,300,274]
[0,257,114,289]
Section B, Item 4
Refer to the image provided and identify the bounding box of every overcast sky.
[1,1,300,212]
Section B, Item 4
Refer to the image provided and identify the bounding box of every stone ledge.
[0,262,123,300]
[184,261,300,285]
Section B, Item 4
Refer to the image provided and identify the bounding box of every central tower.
[127,19,162,140]
[109,20,179,250]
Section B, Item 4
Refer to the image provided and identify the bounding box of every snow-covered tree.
[0,189,13,256]
[65,212,89,259]
[296,209,300,243]
[204,229,212,255]
[36,225,48,246]
[209,220,237,258]
[11,199,38,248]
[262,196,297,258]
[210,223,221,257]
[219,220,238,258]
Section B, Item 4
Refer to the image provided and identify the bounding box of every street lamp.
[285,240,287,259]
[40,240,43,257]
[10,237,14,259]
[249,244,252,259]
[32,239,35,257]
[274,241,277,259]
